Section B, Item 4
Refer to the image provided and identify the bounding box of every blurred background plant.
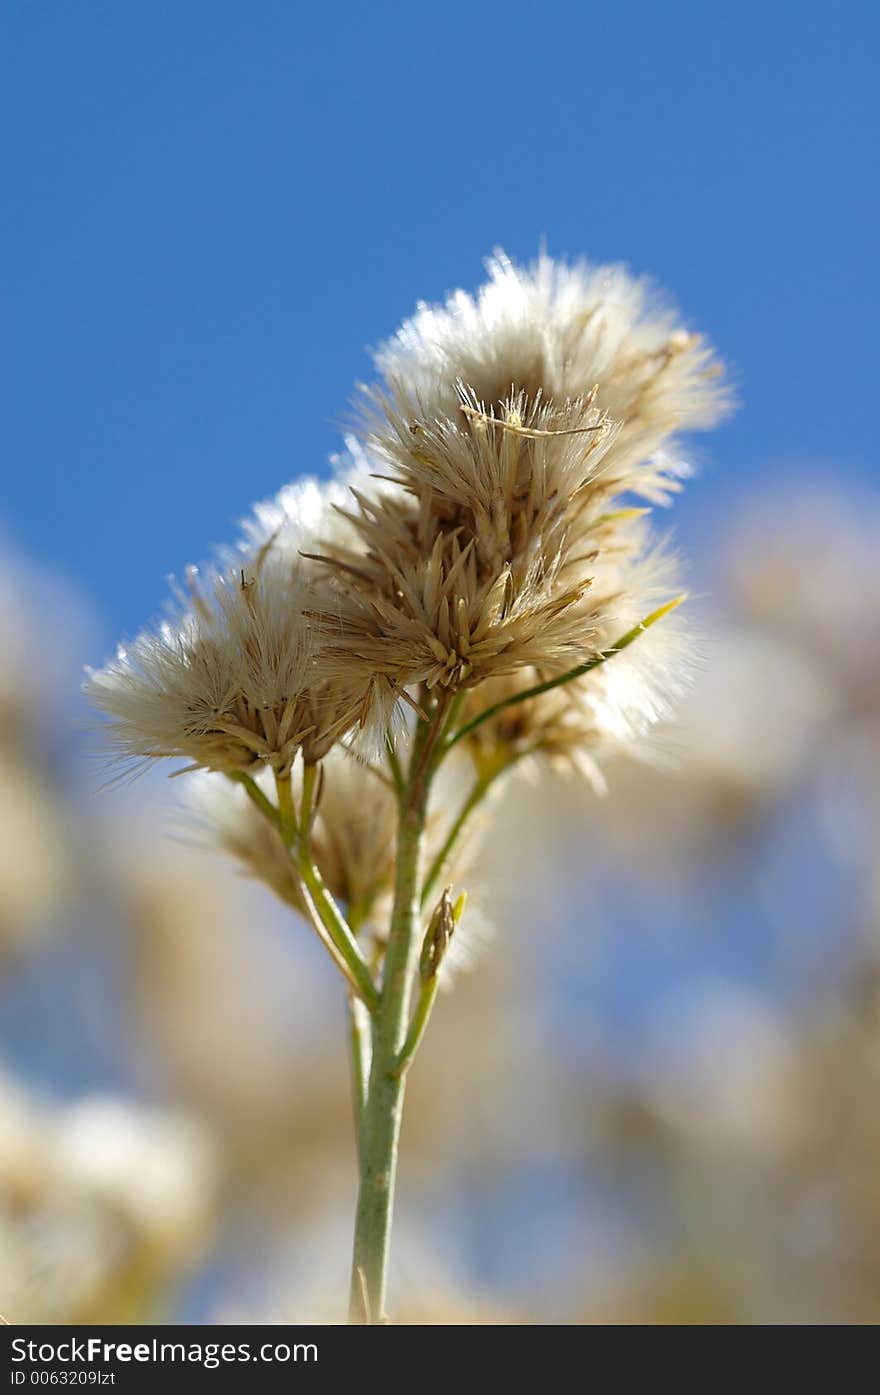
[1,480,879,1323]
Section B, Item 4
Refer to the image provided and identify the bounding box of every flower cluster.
[85,251,728,1326]
[88,251,727,785]
[307,250,726,756]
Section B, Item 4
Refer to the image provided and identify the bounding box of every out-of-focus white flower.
[642,985,804,1154]
[0,1069,219,1322]
[727,489,880,688]
[184,766,304,909]
[677,626,833,799]
[0,758,72,956]
[0,548,91,743]
[183,749,399,918]
[53,1097,216,1261]
[0,1070,52,1205]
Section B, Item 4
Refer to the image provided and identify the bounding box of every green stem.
[385,734,404,798]
[295,839,380,1013]
[444,595,686,753]
[392,974,439,1078]
[347,900,372,1145]
[234,774,353,987]
[274,772,380,1013]
[437,690,466,749]
[420,746,532,908]
[275,769,299,841]
[300,760,319,831]
[421,772,491,907]
[348,694,449,1324]
[234,771,281,825]
[348,995,371,1139]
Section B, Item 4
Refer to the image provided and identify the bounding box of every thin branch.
[293,833,380,1013]
[275,769,299,843]
[232,771,279,824]
[348,995,371,1141]
[444,594,686,753]
[392,974,439,1079]
[384,734,404,799]
[300,760,319,833]
[297,876,368,994]
[421,774,490,907]
[393,888,461,1077]
[408,687,454,805]
[234,770,379,1012]
[232,774,367,1000]
[436,690,466,752]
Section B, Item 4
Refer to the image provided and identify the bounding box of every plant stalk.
[348,697,448,1323]
[444,594,686,753]
[420,772,490,907]
[348,995,371,1141]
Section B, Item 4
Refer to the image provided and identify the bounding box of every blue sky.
[4,2,878,647]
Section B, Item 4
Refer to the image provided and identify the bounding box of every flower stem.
[444,594,687,753]
[420,747,529,907]
[348,995,371,1141]
[420,772,491,907]
[348,694,449,1323]
[274,771,380,1012]
[392,972,439,1079]
[294,832,380,1014]
[385,734,404,798]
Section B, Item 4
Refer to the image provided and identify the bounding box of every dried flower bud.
[419,887,456,980]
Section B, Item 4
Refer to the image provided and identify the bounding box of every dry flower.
[305,252,725,699]
[87,534,395,778]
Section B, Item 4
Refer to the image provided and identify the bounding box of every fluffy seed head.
[461,545,693,787]
[87,492,397,777]
[307,251,726,696]
[89,251,727,783]
[374,249,729,499]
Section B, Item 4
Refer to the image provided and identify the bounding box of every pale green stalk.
[392,973,439,1080]
[348,995,371,1138]
[348,694,450,1324]
[229,596,685,1322]
[444,595,686,753]
[288,826,380,1012]
[237,770,379,1012]
[421,771,495,907]
[346,899,373,1146]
